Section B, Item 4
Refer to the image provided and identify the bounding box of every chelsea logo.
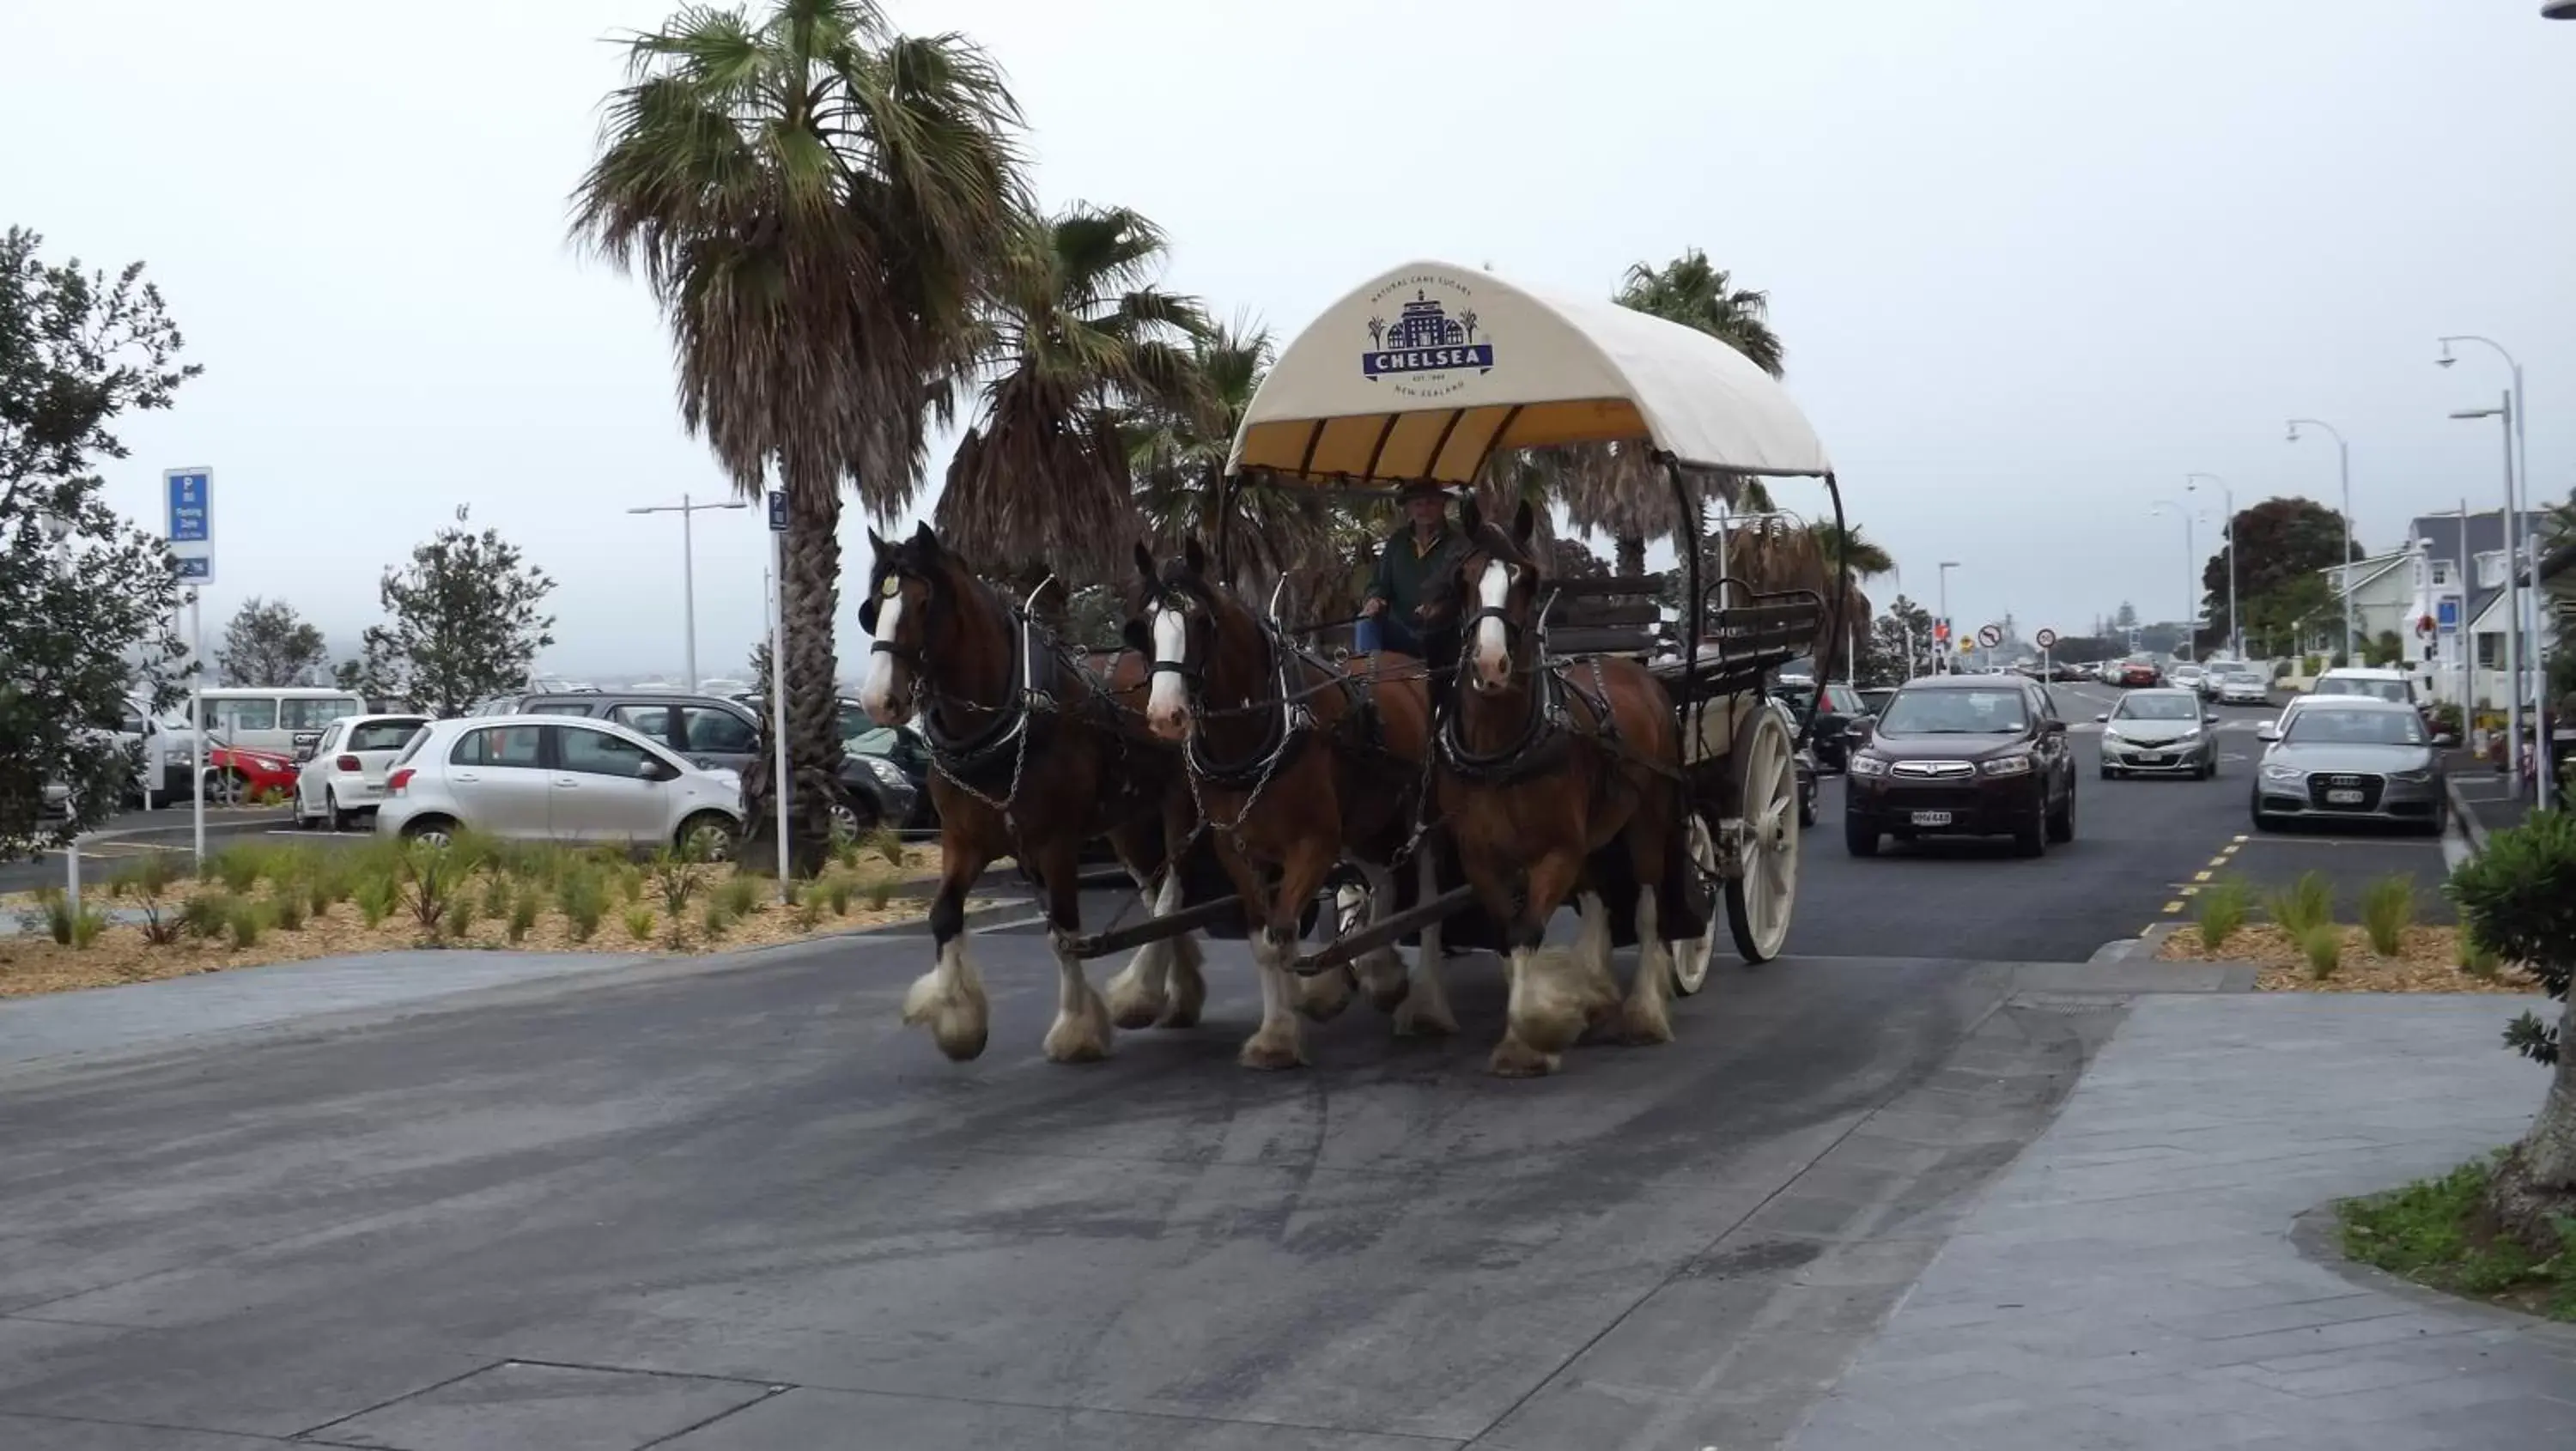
[1361,276,1495,398]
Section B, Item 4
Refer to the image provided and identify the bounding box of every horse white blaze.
[1472,558,1514,692]
[1145,605,1192,738]
[859,592,907,726]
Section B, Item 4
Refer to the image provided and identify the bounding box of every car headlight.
[2389,767,2434,784]
[1848,754,1890,777]
[864,756,907,786]
[2173,727,2201,742]
[2262,763,2304,783]
[1981,753,2033,776]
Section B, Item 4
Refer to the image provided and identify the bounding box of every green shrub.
[789,886,823,932]
[480,871,513,922]
[863,826,905,868]
[623,906,655,943]
[304,871,338,920]
[269,892,307,933]
[717,874,760,919]
[507,890,539,944]
[556,870,606,943]
[209,845,266,894]
[2460,936,2501,980]
[617,866,644,903]
[2445,806,2576,1065]
[110,851,179,900]
[46,898,107,949]
[650,850,699,919]
[353,877,396,929]
[2266,871,2335,936]
[179,892,233,940]
[441,895,473,941]
[401,841,465,939]
[861,875,896,912]
[700,901,732,941]
[823,875,854,916]
[227,901,264,950]
[2302,925,2342,980]
[2195,877,2251,953]
[2359,874,2415,956]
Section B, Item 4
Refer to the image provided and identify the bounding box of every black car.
[1776,680,1871,772]
[1842,674,2079,857]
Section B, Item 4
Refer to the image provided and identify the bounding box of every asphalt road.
[0,923,2172,1451]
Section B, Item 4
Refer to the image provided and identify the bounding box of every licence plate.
[1910,810,1953,827]
[2326,788,2364,804]
[2136,753,2165,765]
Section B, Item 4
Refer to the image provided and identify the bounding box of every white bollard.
[65,835,81,917]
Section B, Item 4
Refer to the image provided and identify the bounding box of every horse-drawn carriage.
[863,258,1844,1075]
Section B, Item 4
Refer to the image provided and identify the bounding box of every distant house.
[2327,549,2416,652]
[2365,509,2554,709]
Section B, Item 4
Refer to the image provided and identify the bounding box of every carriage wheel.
[1723,703,1800,964]
[1669,810,1718,996]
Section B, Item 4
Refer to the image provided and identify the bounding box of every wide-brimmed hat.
[1394,481,1451,503]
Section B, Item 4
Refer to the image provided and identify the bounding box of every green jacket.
[1366,524,1466,625]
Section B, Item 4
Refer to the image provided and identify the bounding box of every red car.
[2117,659,2163,688]
[208,742,301,803]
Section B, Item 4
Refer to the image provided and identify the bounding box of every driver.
[1357,482,1465,657]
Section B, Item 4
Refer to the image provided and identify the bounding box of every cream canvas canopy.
[1226,259,1834,489]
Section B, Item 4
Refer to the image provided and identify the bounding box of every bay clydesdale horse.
[1129,537,1449,1069]
[857,524,1211,1065]
[1426,496,1705,1077]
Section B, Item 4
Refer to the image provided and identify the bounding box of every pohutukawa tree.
[2445,810,2576,1259]
[357,512,556,718]
[574,0,1026,876]
[216,596,327,686]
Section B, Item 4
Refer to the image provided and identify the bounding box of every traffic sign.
[1977,623,2004,649]
[165,467,213,585]
[766,489,788,532]
[2436,598,2459,632]
[2034,628,2058,649]
[1932,616,1951,643]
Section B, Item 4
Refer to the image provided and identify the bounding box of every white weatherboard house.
[2364,508,2554,709]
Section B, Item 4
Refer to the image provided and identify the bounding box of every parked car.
[1841,674,2078,856]
[205,739,303,803]
[2169,664,2206,695]
[2116,658,2163,688]
[847,718,937,829]
[489,689,918,837]
[2095,688,2219,780]
[292,713,433,829]
[2250,696,2453,834]
[377,715,744,855]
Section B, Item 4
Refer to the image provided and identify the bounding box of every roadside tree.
[2445,809,2576,1257]
[358,513,556,717]
[574,0,1024,876]
[216,596,326,685]
[0,228,194,859]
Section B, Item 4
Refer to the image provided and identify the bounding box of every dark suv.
[1841,674,2078,857]
[477,690,919,835]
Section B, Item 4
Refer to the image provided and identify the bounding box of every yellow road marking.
[2193,870,2213,882]
[2163,900,2185,914]
[2179,886,2200,897]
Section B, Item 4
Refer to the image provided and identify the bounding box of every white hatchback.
[293,714,433,830]
[376,714,744,855]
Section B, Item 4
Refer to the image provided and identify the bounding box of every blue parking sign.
[166,471,210,543]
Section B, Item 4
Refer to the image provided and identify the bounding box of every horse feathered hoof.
[1488,1037,1558,1078]
[1289,965,1355,1023]
[1393,990,1457,1037]
[1619,998,1676,1047]
[1358,949,1412,1013]
[903,969,990,1062]
[1103,971,1168,1031]
[1042,988,1115,1064]
[1237,1030,1306,1071]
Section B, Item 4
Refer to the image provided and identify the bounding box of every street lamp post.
[2148,501,2199,660]
[1937,561,1959,673]
[2186,472,2238,659]
[2451,395,2529,794]
[2439,335,2542,809]
[627,493,749,691]
[2285,419,2355,665]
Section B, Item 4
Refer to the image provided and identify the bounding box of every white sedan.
[2215,671,2271,706]
[294,714,433,830]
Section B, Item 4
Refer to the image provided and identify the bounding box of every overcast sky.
[7,0,2570,677]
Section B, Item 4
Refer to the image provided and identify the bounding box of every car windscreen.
[2115,695,2198,721]
[2284,707,2426,747]
[1875,689,2028,734]
[2316,677,2409,704]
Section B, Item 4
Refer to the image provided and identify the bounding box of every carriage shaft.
[1292,884,1478,976]
[1066,896,1244,961]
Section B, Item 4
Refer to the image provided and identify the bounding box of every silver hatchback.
[377,715,744,855]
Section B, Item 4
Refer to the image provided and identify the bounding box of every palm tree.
[1559,248,1788,574]
[1129,318,1344,622]
[573,0,1025,872]
[938,203,1208,596]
